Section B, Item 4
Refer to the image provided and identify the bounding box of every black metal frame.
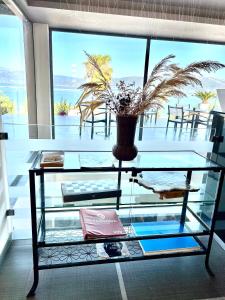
[138,37,150,140]
[27,150,225,297]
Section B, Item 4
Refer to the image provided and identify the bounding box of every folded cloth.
[131,171,199,199]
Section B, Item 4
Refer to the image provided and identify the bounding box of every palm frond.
[181,61,225,75]
[79,99,105,122]
[84,51,109,85]
[79,52,225,117]
[169,64,181,72]
[143,75,162,91]
[145,55,176,90]
[150,54,175,77]
[78,82,104,90]
[178,75,202,87]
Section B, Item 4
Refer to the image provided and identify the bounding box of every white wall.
[33,23,52,139]
[217,89,225,112]
[23,20,38,139]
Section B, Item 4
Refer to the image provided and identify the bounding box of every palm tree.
[0,93,14,115]
[84,54,112,84]
[193,91,216,104]
[76,53,113,121]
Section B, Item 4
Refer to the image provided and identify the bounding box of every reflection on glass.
[0,13,27,137]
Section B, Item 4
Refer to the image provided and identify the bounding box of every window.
[51,31,147,138]
[0,13,27,137]
[149,39,225,111]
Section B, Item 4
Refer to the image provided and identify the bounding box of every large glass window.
[148,40,225,111]
[51,31,146,139]
[0,12,27,137]
[51,32,225,141]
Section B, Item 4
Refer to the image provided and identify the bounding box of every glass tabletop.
[32,150,222,171]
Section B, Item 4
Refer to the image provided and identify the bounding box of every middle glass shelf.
[37,205,209,246]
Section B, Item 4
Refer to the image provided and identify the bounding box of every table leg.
[27,268,39,297]
[116,160,122,210]
[40,173,46,242]
[205,170,225,276]
[27,171,39,297]
[138,114,144,141]
[180,171,192,227]
[190,111,197,139]
[194,113,200,129]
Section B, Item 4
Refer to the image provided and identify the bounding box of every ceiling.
[25,0,225,24]
[0,1,13,15]
[13,0,225,42]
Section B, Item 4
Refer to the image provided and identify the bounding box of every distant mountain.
[0,69,144,89]
[182,76,225,96]
[53,75,144,89]
[200,76,225,90]
[0,68,225,93]
[0,68,25,86]
[55,75,225,92]
[53,75,84,89]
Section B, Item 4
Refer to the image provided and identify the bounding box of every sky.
[0,15,25,72]
[52,31,147,78]
[52,31,225,80]
[1,14,225,82]
[149,40,225,79]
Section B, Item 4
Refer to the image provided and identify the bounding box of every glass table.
[27,150,225,297]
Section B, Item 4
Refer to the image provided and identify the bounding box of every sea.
[0,85,220,113]
[0,86,81,112]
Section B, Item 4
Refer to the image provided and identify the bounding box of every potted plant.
[0,93,14,115]
[54,99,71,116]
[78,52,225,160]
[193,91,216,111]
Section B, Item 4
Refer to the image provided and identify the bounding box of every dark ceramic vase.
[112,115,138,161]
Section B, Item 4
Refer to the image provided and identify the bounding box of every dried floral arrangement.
[77,52,225,119]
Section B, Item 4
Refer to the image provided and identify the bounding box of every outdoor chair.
[193,104,213,128]
[194,110,213,128]
[144,107,158,125]
[78,103,108,139]
[176,103,191,113]
[107,111,116,136]
[167,105,193,129]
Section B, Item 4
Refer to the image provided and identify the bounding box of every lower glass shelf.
[38,237,206,269]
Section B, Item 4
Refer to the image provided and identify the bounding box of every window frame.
[49,28,225,140]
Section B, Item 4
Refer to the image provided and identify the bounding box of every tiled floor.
[0,239,225,300]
